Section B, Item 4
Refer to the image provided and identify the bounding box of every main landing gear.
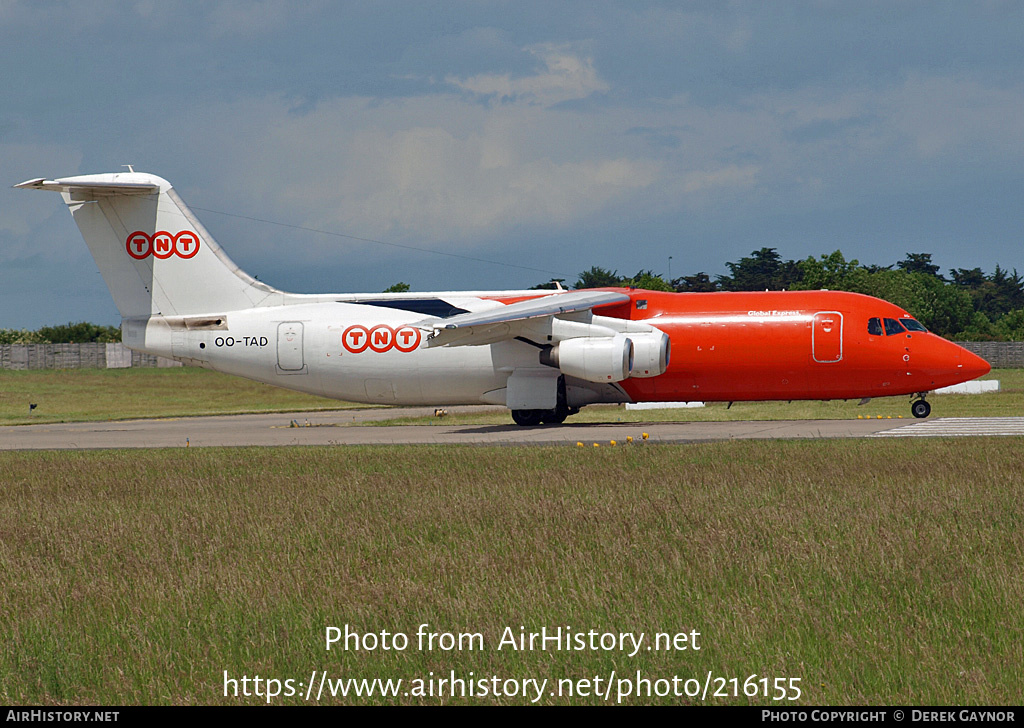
[510,376,579,426]
[511,407,572,426]
[910,394,931,419]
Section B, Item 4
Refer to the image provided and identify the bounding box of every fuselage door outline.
[276,321,307,374]
[812,311,843,363]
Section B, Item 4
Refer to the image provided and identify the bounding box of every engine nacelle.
[628,331,670,378]
[543,335,633,383]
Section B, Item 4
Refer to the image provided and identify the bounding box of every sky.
[2,0,1023,328]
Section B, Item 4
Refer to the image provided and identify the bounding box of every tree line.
[533,248,1024,341]
[5,249,1022,342]
[0,322,122,345]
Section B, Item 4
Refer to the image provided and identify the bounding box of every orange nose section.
[921,338,992,389]
[958,346,992,380]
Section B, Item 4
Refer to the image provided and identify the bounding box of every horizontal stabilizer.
[15,174,161,195]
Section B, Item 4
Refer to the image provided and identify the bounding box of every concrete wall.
[958,341,1024,369]
[0,343,181,370]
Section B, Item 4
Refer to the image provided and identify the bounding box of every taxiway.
[5,407,1021,450]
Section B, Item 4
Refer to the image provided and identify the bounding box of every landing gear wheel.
[540,406,569,425]
[511,409,546,426]
[510,375,578,426]
[911,399,931,419]
[541,375,573,425]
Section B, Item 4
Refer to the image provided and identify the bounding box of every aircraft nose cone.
[958,346,991,380]
[919,337,991,389]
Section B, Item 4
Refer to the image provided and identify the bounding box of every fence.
[0,343,181,370]
[1,341,1023,370]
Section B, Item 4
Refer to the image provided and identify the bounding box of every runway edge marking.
[871,417,1024,437]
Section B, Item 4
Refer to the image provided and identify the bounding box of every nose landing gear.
[910,394,931,419]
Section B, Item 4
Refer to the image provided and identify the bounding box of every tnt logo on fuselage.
[126,231,200,260]
[342,325,421,353]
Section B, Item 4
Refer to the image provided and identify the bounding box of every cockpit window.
[883,318,906,336]
[867,317,883,336]
[900,318,927,332]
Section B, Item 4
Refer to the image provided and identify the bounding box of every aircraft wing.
[415,290,631,347]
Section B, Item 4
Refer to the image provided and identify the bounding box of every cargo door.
[812,311,843,363]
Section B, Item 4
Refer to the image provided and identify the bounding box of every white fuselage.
[123,300,626,407]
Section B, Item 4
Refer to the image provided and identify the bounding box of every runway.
[7,407,1019,450]
[871,416,1024,437]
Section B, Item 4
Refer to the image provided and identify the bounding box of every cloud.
[128,45,668,257]
[145,68,1024,272]
[142,87,661,257]
[204,0,322,38]
[683,165,758,194]
[445,43,610,106]
[0,0,320,40]
[334,125,657,236]
[884,74,1024,161]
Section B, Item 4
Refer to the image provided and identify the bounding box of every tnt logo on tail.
[126,231,200,260]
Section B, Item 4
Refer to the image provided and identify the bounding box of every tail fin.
[16,172,285,318]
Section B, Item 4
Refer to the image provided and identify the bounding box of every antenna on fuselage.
[121,164,135,173]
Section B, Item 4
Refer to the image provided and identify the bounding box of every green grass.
[1,441,1021,705]
[0,368,364,426]
[2,368,1021,429]
[362,369,1024,426]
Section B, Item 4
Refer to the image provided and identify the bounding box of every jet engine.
[541,335,633,383]
[627,331,671,378]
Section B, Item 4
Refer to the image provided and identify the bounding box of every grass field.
[364,369,1023,426]
[1,368,1019,428]
[0,368,365,426]
[1,441,1022,705]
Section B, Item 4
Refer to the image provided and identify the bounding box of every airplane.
[16,171,990,425]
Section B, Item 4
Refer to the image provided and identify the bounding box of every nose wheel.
[910,396,931,419]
